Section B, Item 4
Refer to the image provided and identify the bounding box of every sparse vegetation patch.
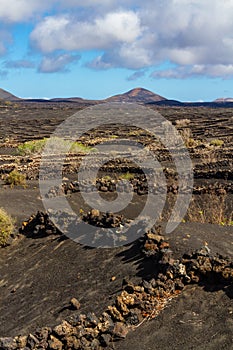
[4,170,26,188]
[209,139,224,147]
[17,137,95,156]
[0,208,15,247]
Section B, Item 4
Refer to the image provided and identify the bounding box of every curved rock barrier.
[45,177,233,199]
[1,212,232,349]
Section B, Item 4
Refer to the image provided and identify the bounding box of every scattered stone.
[70,297,81,310]
[90,209,100,217]
[65,336,80,349]
[27,334,39,349]
[100,333,112,347]
[97,312,114,334]
[54,320,74,338]
[147,233,164,243]
[90,338,100,350]
[126,309,143,325]
[0,337,17,350]
[112,322,129,339]
[35,327,51,342]
[48,335,63,350]
[86,312,99,326]
[15,336,27,348]
[107,305,124,322]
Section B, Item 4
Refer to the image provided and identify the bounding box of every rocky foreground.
[0,212,232,350]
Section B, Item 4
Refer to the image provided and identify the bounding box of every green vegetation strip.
[17,137,95,156]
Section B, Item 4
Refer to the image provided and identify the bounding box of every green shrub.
[70,141,95,153]
[4,170,26,188]
[119,172,135,181]
[0,208,15,247]
[17,138,47,155]
[210,139,224,147]
[17,137,95,156]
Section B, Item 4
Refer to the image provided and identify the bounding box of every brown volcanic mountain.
[0,88,19,101]
[105,87,167,103]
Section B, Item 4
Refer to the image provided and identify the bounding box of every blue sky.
[0,0,233,101]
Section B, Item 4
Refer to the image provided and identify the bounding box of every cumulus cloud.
[57,0,143,11]
[38,53,80,73]
[30,11,142,52]
[28,0,233,78]
[0,0,53,22]
[4,59,35,69]
[151,64,233,79]
[1,0,233,79]
[58,0,115,8]
[0,0,141,22]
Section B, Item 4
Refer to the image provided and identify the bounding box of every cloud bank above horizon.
[0,0,233,99]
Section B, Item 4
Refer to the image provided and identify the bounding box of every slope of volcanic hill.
[0,88,20,101]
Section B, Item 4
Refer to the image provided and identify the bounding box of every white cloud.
[0,0,142,22]
[1,0,233,79]
[151,64,233,79]
[87,42,151,70]
[29,0,233,78]
[38,53,80,73]
[0,0,52,22]
[58,0,115,8]
[31,11,142,52]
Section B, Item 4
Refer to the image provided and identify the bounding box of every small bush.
[17,137,95,156]
[0,208,15,247]
[4,170,26,188]
[17,138,46,155]
[185,193,232,226]
[175,118,191,127]
[210,139,224,147]
[119,172,135,181]
[102,175,112,181]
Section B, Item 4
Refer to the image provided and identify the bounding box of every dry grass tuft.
[0,208,15,247]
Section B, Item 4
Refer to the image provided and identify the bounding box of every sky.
[0,0,233,101]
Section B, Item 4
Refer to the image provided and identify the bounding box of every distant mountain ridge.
[214,97,233,103]
[0,87,167,104]
[0,87,233,107]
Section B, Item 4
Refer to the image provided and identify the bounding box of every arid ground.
[0,100,232,349]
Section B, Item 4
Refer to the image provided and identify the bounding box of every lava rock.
[48,335,63,350]
[53,320,74,338]
[27,334,39,349]
[70,297,81,310]
[112,322,129,339]
[0,337,17,350]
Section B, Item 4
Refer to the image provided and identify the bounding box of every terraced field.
[0,101,232,350]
